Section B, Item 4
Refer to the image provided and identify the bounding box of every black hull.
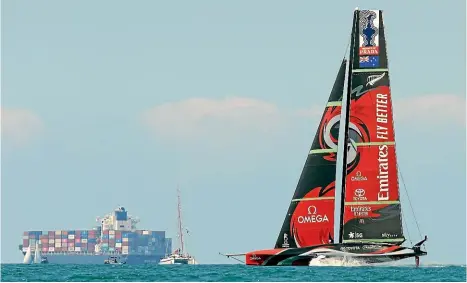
[246,241,427,266]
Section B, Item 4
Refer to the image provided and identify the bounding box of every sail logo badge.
[350,205,371,217]
[297,205,329,224]
[359,10,380,55]
[381,232,398,238]
[249,254,261,261]
[366,73,386,86]
[353,188,367,201]
[282,233,290,248]
[349,232,363,239]
[351,171,368,181]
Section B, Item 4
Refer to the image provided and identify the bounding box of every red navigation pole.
[177,186,185,256]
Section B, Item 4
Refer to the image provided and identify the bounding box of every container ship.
[19,206,172,264]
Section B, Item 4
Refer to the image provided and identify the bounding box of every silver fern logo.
[366,72,385,86]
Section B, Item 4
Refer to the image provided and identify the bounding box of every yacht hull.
[245,242,427,266]
[159,256,196,265]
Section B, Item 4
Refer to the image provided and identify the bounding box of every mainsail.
[274,60,347,248]
[339,9,404,244]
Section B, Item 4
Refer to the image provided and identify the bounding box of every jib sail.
[274,59,347,249]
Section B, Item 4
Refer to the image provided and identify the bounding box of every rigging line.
[342,26,352,61]
[400,204,412,246]
[397,163,425,247]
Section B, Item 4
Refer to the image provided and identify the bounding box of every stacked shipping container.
[22,230,169,256]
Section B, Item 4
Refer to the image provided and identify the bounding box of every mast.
[339,9,358,244]
[177,186,185,255]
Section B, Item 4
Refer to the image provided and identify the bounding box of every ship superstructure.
[19,206,172,264]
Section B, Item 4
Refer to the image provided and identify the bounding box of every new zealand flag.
[359,56,379,68]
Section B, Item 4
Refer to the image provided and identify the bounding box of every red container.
[103,230,109,235]
[42,247,48,252]
[63,231,69,236]
[75,230,80,235]
[115,231,122,237]
[122,242,129,246]
[63,239,68,243]
[41,239,48,244]
[48,231,54,236]
[109,241,115,246]
[23,239,29,247]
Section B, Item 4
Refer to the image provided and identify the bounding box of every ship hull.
[21,252,162,264]
[245,242,427,266]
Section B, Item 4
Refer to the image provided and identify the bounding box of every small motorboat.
[104,256,126,265]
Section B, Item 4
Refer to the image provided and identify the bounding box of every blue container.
[75,243,81,247]
[88,238,97,244]
[102,235,109,240]
[116,239,122,243]
[68,230,75,235]
[61,235,67,239]
[122,232,129,238]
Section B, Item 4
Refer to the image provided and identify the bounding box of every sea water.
[1,263,465,282]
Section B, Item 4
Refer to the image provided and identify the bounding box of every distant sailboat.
[159,187,197,265]
[33,242,42,264]
[23,245,33,264]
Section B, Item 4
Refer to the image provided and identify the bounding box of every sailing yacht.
[159,187,197,265]
[222,8,427,267]
[23,241,48,264]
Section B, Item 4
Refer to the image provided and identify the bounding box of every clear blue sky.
[1,0,465,264]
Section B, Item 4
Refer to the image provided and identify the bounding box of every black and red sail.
[274,59,347,249]
[339,9,404,244]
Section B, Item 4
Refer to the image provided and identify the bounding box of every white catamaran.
[222,8,427,267]
[159,187,197,265]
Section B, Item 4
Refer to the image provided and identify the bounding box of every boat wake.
[308,256,365,267]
